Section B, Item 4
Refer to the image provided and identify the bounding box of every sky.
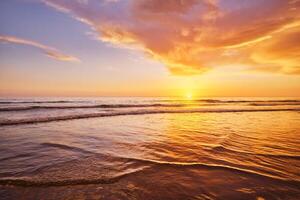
[0,0,300,97]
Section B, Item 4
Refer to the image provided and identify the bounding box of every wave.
[0,170,141,187]
[1,103,299,112]
[0,153,34,162]
[1,99,300,112]
[0,100,86,104]
[249,103,300,106]
[122,157,300,183]
[1,99,299,104]
[0,108,299,126]
[1,156,298,187]
[0,103,184,112]
[40,142,97,155]
[209,99,300,103]
[158,99,300,104]
[210,145,300,160]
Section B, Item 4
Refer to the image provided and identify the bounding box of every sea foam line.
[0,108,299,126]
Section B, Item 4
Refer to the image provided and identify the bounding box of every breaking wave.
[0,107,299,126]
[1,156,298,187]
[0,100,86,104]
[0,103,184,112]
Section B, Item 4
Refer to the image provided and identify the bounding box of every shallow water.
[0,97,299,199]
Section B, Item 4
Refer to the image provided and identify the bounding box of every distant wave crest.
[0,108,299,126]
[0,103,184,112]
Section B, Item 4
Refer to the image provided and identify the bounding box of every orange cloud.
[44,0,300,75]
[0,35,80,62]
[251,26,300,74]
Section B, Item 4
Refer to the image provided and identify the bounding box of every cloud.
[250,25,300,74]
[0,35,80,62]
[44,0,300,75]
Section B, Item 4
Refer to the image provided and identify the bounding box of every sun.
[185,92,193,100]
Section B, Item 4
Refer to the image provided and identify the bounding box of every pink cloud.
[44,0,300,75]
[0,35,80,62]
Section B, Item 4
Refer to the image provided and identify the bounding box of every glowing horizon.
[0,0,300,97]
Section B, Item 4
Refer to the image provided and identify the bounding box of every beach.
[0,97,299,199]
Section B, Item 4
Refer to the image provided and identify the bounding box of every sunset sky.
[0,0,300,97]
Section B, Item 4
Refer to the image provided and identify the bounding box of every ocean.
[0,97,299,199]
